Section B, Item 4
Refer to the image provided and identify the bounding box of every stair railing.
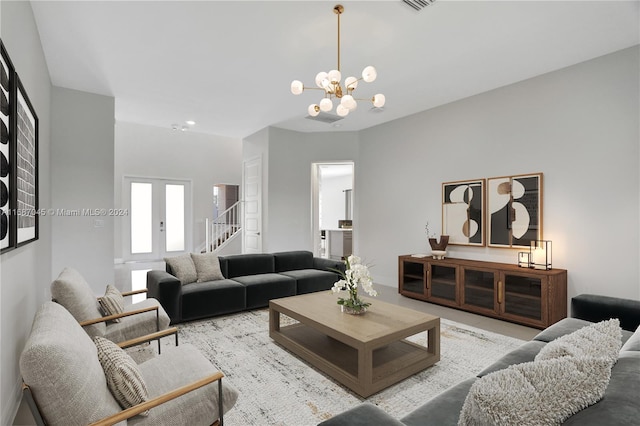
[206,201,242,252]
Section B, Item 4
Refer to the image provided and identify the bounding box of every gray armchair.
[20,301,238,425]
[51,267,171,344]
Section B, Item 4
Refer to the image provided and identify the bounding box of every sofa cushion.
[280,269,338,294]
[273,250,314,272]
[319,402,405,426]
[190,252,225,282]
[620,325,640,352]
[164,254,197,285]
[181,279,246,322]
[51,267,106,338]
[401,378,476,426]
[131,344,239,425]
[98,284,124,323]
[563,353,640,425]
[222,253,275,278]
[459,357,613,426]
[20,302,121,425]
[477,340,546,377]
[532,317,594,343]
[232,273,296,309]
[535,319,621,366]
[94,336,149,415]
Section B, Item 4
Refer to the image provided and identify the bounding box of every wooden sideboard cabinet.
[398,255,567,329]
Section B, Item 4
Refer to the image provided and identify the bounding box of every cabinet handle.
[498,281,503,304]
[426,268,429,289]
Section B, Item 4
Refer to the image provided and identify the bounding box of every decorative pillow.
[98,284,124,323]
[94,336,149,416]
[164,254,197,285]
[621,325,640,352]
[458,356,613,426]
[191,252,225,282]
[535,318,622,366]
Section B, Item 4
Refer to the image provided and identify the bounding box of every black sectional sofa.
[320,294,640,426]
[147,250,344,324]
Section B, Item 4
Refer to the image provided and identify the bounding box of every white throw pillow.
[164,254,197,285]
[535,318,622,366]
[94,336,149,416]
[98,284,124,323]
[458,357,612,426]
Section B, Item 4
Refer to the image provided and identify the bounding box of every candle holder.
[517,252,530,268]
[529,240,552,270]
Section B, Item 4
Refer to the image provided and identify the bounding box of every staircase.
[204,201,242,253]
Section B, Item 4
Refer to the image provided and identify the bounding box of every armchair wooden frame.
[21,328,226,426]
[77,288,170,353]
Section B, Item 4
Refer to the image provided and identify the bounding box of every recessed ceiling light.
[186,120,196,126]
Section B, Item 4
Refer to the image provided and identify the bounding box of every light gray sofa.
[320,294,640,426]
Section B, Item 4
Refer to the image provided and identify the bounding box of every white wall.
[0,2,52,424]
[264,128,359,253]
[356,46,639,301]
[51,87,115,291]
[114,122,242,259]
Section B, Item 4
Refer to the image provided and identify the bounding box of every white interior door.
[124,177,192,261]
[243,157,262,253]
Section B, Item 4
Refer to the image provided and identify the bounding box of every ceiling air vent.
[402,0,436,12]
[305,112,344,124]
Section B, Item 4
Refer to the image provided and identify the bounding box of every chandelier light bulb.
[319,98,333,112]
[341,95,357,110]
[345,76,358,91]
[336,104,350,117]
[327,69,342,84]
[308,104,320,117]
[362,66,377,83]
[290,80,304,95]
[373,93,386,108]
[315,72,328,88]
[321,78,331,91]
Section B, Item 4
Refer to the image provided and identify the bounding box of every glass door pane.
[165,184,185,252]
[130,182,153,254]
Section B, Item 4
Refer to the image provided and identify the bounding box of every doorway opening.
[312,162,354,260]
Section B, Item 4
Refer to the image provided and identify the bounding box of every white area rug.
[158,308,525,425]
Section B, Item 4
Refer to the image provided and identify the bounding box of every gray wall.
[0,2,52,424]
[51,87,115,290]
[114,122,242,259]
[355,46,639,299]
[263,46,639,303]
[263,128,359,253]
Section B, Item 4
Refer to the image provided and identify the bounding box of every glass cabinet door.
[500,273,543,322]
[462,267,496,312]
[400,260,426,297]
[428,264,457,303]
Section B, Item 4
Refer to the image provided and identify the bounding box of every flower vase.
[429,235,449,259]
[341,304,367,315]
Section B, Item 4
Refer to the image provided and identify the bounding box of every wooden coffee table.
[269,292,440,397]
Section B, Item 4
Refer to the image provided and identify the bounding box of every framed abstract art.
[442,179,485,246]
[487,173,543,248]
[1,41,14,253]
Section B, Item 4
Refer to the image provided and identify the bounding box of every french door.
[124,177,192,261]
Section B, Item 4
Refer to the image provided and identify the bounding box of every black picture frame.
[14,73,38,247]
[442,178,485,246]
[1,40,15,253]
[487,173,543,248]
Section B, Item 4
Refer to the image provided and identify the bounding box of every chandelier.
[290,4,385,118]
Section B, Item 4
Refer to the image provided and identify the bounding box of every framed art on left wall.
[1,40,15,253]
[14,73,38,247]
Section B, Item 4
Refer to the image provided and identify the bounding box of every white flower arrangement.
[331,255,377,313]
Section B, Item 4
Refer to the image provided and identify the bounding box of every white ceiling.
[30,1,639,139]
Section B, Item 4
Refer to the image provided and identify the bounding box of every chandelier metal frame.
[290,4,385,118]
